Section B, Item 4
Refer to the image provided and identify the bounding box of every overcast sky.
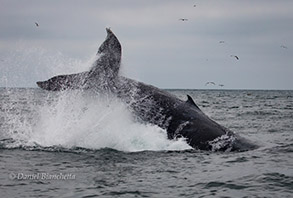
[0,0,292,89]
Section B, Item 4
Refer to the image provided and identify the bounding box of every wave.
[0,89,191,152]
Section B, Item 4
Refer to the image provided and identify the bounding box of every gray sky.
[0,0,292,89]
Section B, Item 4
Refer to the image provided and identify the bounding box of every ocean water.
[0,88,292,198]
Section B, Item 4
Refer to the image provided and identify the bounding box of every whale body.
[37,29,256,151]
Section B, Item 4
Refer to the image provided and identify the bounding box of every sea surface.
[0,88,292,198]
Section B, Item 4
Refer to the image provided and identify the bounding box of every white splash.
[28,90,191,152]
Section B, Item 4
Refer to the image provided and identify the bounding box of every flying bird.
[280,45,288,49]
[35,22,39,27]
[193,5,196,7]
[218,84,224,87]
[219,41,225,44]
[231,55,239,60]
[179,18,188,21]
[205,82,216,86]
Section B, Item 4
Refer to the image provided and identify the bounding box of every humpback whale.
[37,28,256,151]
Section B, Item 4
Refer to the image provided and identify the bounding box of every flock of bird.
[33,3,288,90]
[176,4,289,88]
[177,4,242,63]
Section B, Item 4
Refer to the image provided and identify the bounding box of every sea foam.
[29,90,191,152]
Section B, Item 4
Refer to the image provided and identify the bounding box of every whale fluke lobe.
[36,28,257,151]
[36,72,89,91]
[86,28,122,90]
[97,28,121,56]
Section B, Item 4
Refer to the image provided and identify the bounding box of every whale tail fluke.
[36,28,122,91]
